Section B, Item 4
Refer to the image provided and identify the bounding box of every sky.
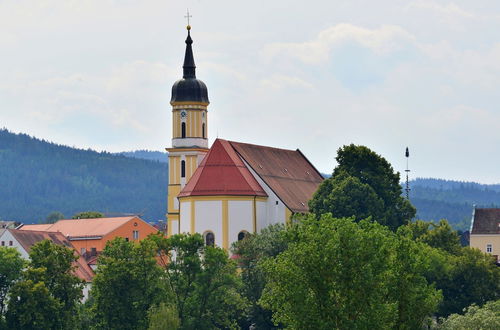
[1,0,500,183]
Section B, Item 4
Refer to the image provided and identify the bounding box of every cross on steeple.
[184,9,192,27]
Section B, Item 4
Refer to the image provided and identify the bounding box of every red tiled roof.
[8,229,94,282]
[179,139,267,197]
[20,217,141,238]
[229,141,323,213]
[472,208,500,235]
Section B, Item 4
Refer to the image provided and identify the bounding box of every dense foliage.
[437,299,500,330]
[4,240,84,329]
[259,215,441,329]
[90,237,168,330]
[0,129,167,223]
[310,144,416,230]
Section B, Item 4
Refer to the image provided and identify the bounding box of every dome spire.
[183,11,196,79]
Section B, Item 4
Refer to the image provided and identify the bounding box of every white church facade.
[166,25,323,249]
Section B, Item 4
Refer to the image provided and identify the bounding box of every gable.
[179,139,267,197]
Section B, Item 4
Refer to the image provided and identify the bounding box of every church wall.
[256,201,267,232]
[241,160,288,228]
[195,201,223,247]
[228,200,253,247]
[179,201,191,234]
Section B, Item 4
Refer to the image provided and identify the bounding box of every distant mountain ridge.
[0,129,168,224]
[116,150,167,163]
[411,178,500,231]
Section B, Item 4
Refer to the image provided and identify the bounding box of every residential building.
[470,207,500,263]
[19,216,158,258]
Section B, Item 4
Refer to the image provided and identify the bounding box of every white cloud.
[262,24,416,64]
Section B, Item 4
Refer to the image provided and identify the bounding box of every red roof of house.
[20,216,146,238]
[179,139,267,197]
[472,208,500,235]
[7,229,95,282]
[229,141,324,213]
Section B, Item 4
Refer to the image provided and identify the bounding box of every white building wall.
[179,201,191,234]
[241,160,287,230]
[170,220,180,235]
[0,230,29,259]
[228,200,253,244]
[195,201,223,247]
[256,201,268,232]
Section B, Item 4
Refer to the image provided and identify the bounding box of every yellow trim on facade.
[222,200,229,250]
[178,195,268,202]
[190,201,195,234]
[285,208,293,224]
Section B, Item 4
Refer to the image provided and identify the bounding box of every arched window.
[204,232,215,247]
[181,160,186,178]
[202,123,206,139]
[238,231,248,241]
[181,122,186,138]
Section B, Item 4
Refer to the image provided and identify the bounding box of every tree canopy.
[310,144,416,230]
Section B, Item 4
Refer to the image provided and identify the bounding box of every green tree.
[152,233,249,329]
[5,274,62,330]
[91,237,168,330]
[232,224,290,329]
[72,211,104,219]
[310,144,415,230]
[260,215,440,329]
[435,247,500,316]
[401,219,461,255]
[6,240,84,329]
[45,211,65,224]
[437,299,500,330]
[0,247,25,315]
[148,303,180,330]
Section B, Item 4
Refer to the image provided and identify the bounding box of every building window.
[181,160,186,178]
[487,244,492,253]
[9,241,12,246]
[204,232,215,247]
[80,248,86,256]
[91,248,97,256]
[181,122,186,138]
[1,241,4,246]
[125,237,129,242]
[133,230,139,240]
[238,231,248,241]
[202,123,206,139]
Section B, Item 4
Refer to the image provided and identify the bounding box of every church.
[166,25,323,249]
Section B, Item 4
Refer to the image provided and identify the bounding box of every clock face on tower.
[180,110,187,118]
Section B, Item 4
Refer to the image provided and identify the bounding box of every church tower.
[166,25,209,236]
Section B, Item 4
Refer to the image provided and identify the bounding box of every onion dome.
[170,26,209,105]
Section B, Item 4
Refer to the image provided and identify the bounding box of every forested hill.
[411,178,500,231]
[0,129,168,224]
[116,150,167,163]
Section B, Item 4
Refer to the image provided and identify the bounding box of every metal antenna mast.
[405,147,410,200]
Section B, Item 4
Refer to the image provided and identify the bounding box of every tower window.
[181,160,186,178]
[487,244,492,253]
[181,122,186,138]
[202,123,206,139]
[204,232,215,247]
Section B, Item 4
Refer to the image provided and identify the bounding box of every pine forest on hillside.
[0,129,167,223]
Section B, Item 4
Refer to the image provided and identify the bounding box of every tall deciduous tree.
[91,237,168,330]
[152,233,249,329]
[72,211,104,219]
[260,215,440,329]
[437,299,500,329]
[0,247,25,321]
[6,240,84,329]
[310,144,415,230]
[232,224,290,329]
